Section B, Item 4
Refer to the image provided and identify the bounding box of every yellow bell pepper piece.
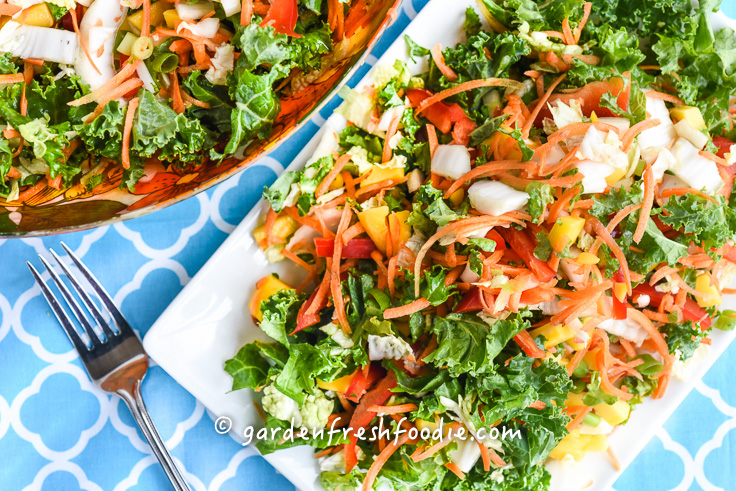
[594,399,630,426]
[548,216,586,252]
[549,430,609,461]
[565,391,586,408]
[669,106,706,131]
[253,216,298,248]
[249,275,294,322]
[449,189,464,207]
[695,272,721,307]
[576,252,600,265]
[583,348,600,369]
[605,167,627,185]
[317,370,357,393]
[163,8,181,29]
[361,167,405,188]
[128,1,170,31]
[529,324,574,349]
[357,206,390,253]
[18,4,54,28]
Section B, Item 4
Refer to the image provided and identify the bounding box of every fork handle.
[119,381,192,491]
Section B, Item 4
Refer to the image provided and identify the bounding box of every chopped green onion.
[368,288,390,311]
[572,359,589,379]
[634,354,663,376]
[582,412,601,427]
[132,36,154,60]
[117,32,138,57]
[150,52,178,73]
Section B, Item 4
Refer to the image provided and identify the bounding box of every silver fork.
[27,243,191,491]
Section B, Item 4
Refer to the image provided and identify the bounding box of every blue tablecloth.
[2,1,736,489]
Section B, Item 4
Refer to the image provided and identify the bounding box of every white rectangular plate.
[143,1,736,489]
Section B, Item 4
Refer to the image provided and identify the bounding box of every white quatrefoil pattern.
[1,1,736,489]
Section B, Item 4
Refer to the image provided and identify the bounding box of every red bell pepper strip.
[292,288,324,334]
[514,329,546,358]
[453,287,484,313]
[712,136,734,159]
[497,227,556,283]
[314,238,377,258]
[260,0,301,37]
[406,88,476,136]
[345,363,384,403]
[344,370,397,473]
[485,229,507,251]
[632,283,711,329]
[612,268,628,320]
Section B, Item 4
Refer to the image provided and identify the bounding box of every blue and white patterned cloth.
[1,1,736,489]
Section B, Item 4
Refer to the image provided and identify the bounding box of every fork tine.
[27,262,89,354]
[60,242,135,336]
[38,255,103,346]
[49,249,117,340]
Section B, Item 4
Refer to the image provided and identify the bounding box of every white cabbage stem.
[0,21,78,64]
[75,0,127,90]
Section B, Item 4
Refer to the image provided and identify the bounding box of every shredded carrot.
[413,426,458,462]
[367,403,417,414]
[620,339,637,359]
[561,17,575,45]
[384,297,431,319]
[341,222,365,245]
[382,109,402,162]
[621,118,660,150]
[699,150,727,166]
[426,124,438,158]
[546,186,582,225]
[567,406,592,430]
[626,308,669,357]
[387,255,398,298]
[567,344,589,376]
[177,61,212,74]
[140,0,152,38]
[361,433,414,491]
[121,97,139,170]
[69,8,101,77]
[659,187,719,204]
[644,90,685,105]
[241,0,253,25]
[281,249,313,272]
[592,219,631,294]
[170,72,185,114]
[0,73,25,85]
[316,153,351,198]
[180,90,211,108]
[19,62,34,117]
[444,462,466,480]
[573,2,592,43]
[523,73,566,137]
[331,207,352,333]
[443,160,533,198]
[305,271,331,318]
[69,59,141,106]
[415,78,523,116]
[430,44,458,81]
[477,439,491,472]
[607,203,642,233]
[633,165,654,243]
